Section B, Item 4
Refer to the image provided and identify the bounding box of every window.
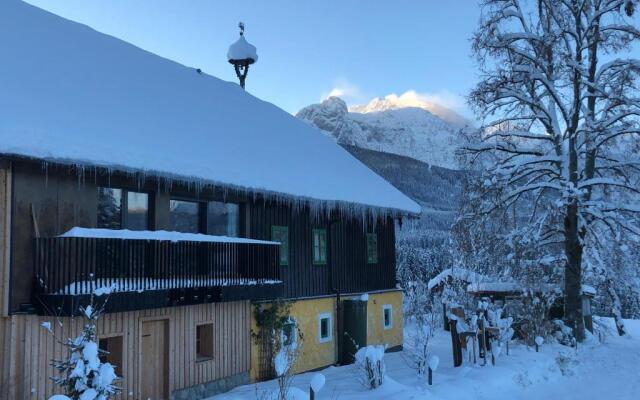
[367,233,378,264]
[383,305,393,330]
[312,229,327,265]
[280,318,297,347]
[196,323,214,361]
[98,336,123,375]
[98,187,149,230]
[207,201,240,237]
[318,313,332,343]
[126,191,149,231]
[271,226,289,266]
[170,199,200,233]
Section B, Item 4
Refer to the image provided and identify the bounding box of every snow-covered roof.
[227,35,258,62]
[60,227,278,245]
[427,268,485,291]
[0,1,420,216]
[466,282,522,294]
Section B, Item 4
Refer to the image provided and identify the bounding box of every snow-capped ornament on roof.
[227,22,258,89]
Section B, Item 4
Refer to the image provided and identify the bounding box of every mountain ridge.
[296,96,464,170]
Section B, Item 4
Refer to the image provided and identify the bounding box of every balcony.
[33,229,283,316]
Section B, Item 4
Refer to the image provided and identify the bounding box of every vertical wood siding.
[0,167,10,316]
[249,201,397,298]
[0,301,250,400]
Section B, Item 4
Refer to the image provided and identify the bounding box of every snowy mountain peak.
[296,94,464,169]
[349,91,469,128]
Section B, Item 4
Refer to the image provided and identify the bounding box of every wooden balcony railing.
[34,236,281,306]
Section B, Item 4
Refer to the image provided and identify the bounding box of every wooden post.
[428,367,433,385]
[449,320,462,367]
[472,336,477,364]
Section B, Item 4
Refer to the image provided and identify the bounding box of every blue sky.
[25,0,481,116]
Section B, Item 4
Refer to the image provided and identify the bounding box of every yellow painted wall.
[250,290,403,381]
[346,290,404,349]
[250,297,337,381]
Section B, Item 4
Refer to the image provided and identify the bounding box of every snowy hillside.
[296,96,467,170]
[343,145,464,232]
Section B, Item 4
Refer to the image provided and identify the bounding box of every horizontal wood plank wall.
[0,301,250,400]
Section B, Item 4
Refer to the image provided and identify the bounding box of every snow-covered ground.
[209,318,640,400]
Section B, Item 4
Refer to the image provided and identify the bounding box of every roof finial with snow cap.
[227,21,257,90]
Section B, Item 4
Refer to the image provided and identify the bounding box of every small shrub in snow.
[355,345,386,389]
[550,319,575,347]
[48,298,119,400]
[403,276,440,375]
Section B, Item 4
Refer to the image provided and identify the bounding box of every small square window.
[313,229,327,265]
[98,336,123,375]
[367,233,378,264]
[196,323,214,361]
[383,305,393,330]
[318,313,332,343]
[271,226,289,266]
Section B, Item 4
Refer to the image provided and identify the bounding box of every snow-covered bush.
[355,345,386,389]
[518,292,557,347]
[404,286,439,375]
[272,317,303,400]
[49,303,119,400]
[550,319,575,347]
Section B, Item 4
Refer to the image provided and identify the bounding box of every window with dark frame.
[207,201,240,237]
[97,187,149,231]
[98,336,123,375]
[312,229,327,265]
[271,225,289,266]
[196,323,214,361]
[366,233,378,264]
[169,199,200,233]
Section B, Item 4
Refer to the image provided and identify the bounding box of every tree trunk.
[564,205,585,342]
[606,279,626,336]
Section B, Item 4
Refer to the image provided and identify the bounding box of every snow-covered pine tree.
[50,304,119,400]
[465,0,640,341]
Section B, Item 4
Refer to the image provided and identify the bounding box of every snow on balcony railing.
[59,227,279,245]
[35,228,281,296]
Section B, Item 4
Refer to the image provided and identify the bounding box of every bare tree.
[465,0,640,341]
